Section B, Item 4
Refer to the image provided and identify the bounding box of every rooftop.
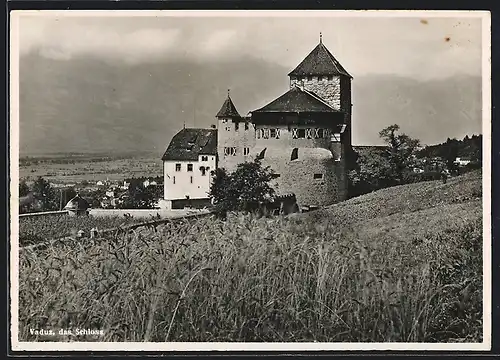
[162,128,218,161]
[216,92,241,118]
[252,86,342,114]
[64,194,90,211]
[288,37,352,78]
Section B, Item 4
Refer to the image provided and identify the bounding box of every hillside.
[19,171,482,342]
[19,52,482,155]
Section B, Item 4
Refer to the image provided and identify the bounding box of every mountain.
[353,74,482,146]
[19,53,290,156]
[18,53,482,155]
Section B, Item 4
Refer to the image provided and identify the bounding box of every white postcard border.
[9,9,492,352]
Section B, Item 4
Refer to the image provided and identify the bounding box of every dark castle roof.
[252,86,341,114]
[162,128,217,161]
[216,95,241,118]
[288,41,352,78]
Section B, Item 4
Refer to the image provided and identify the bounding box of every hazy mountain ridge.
[19,53,482,156]
[353,74,482,146]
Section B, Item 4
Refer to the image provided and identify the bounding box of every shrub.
[209,159,276,218]
[403,171,443,184]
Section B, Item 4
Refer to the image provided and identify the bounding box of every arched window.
[291,148,299,161]
[256,148,267,160]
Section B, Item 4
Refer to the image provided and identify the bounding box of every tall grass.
[19,201,482,342]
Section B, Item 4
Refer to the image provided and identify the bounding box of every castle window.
[315,128,324,139]
[187,164,193,172]
[291,148,299,161]
[201,156,208,162]
[235,122,239,131]
[243,147,250,156]
[307,76,312,81]
[292,128,306,139]
[331,133,341,142]
[224,147,237,156]
[225,126,232,131]
[190,176,193,184]
[267,128,281,139]
[173,176,176,184]
[245,122,249,131]
[313,173,323,180]
[328,75,333,81]
[175,163,181,172]
[200,166,207,176]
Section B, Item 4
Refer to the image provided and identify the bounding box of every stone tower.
[249,35,353,205]
[288,34,353,155]
[216,91,256,171]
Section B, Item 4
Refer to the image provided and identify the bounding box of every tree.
[119,178,157,209]
[379,124,421,183]
[31,176,60,211]
[19,180,30,197]
[209,168,233,218]
[348,125,422,197]
[209,159,276,218]
[348,148,394,197]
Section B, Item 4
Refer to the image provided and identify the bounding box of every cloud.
[20,18,182,63]
[16,14,484,79]
[199,29,238,57]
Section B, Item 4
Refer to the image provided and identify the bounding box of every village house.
[161,128,217,209]
[455,157,471,166]
[161,35,353,209]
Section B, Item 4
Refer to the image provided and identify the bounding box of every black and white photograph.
[10,10,491,351]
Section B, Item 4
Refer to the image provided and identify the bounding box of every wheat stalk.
[165,266,210,342]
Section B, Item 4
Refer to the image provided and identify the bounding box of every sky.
[17,12,484,80]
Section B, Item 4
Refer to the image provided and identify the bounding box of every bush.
[403,171,443,184]
[209,159,276,218]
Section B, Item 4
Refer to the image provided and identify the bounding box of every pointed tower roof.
[216,90,241,118]
[288,35,352,78]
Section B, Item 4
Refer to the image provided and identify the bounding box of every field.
[18,215,146,247]
[19,153,162,184]
[18,171,483,342]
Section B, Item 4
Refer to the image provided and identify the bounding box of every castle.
[161,35,353,210]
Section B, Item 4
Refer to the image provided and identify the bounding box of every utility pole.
[59,188,63,211]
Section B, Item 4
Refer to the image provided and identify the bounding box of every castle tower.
[248,35,353,206]
[288,34,353,154]
[216,90,256,171]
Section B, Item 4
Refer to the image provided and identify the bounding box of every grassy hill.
[19,171,482,342]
